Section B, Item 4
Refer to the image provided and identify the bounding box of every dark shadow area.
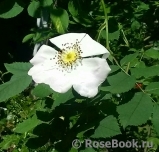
[0,8,35,74]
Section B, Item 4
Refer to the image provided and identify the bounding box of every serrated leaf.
[32,83,54,98]
[0,75,32,102]
[0,135,20,150]
[101,72,136,93]
[152,105,159,136]
[4,62,32,75]
[117,92,153,128]
[50,8,69,34]
[0,0,24,18]
[52,89,74,108]
[145,48,159,59]
[14,115,41,133]
[145,82,159,95]
[131,66,159,78]
[92,116,121,138]
[120,53,138,66]
[22,34,34,43]
[27,0,41,18]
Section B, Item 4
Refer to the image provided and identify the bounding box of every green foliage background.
[1,0,159,152]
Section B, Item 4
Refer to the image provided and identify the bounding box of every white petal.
[49,33,109,58]
[49,33,90,49]
[72,58,111,98]
[28,64,72,93]
[79,34,110,58]
[30,45,57,65]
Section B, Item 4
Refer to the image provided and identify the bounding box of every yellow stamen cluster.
[56,39,82,71]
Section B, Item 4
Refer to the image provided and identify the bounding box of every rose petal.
[72,57,111,98]
[28,64,72,93]
[79,34,110,58]
[30,45,57,65]
[49,33,87,49]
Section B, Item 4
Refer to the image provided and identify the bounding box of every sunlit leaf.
[50,8,69,34]
[92,115,121,138]
[152,105,159,136]
[14,115,41,133]
[32,83,54,98]
[101,72,136,93]
[117,92,153,128]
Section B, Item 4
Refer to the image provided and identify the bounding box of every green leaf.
[27,0,41,18]
[101,72,136,93]
[92,115,121,138]
[138,2,149,11]
[80,148,96,152]
[50,8,69,34]
[131,20,141,30]
[68,0,93,27]
[22,34,34,43]
[32,83,54,98]
[0,75,32,102]
[0,62,32,102]
[147,137,159,151]
[14,115,41,133]
[101,30,120,41]
[120,53,138,66]
[40,0,53,7]
[0,135,20,150]
[0,0,24,18]
[145,48,159,59]
[69,148,78,152]
[152,105,159,136]
[53,89,74,108]
[4,62,32,75]
[20,146,29,152]
[131,66,159,78]
[117,92,153,128]
[72,16,93,27]
[109,30,120,41]
[68,0,78,16]
[145,82,159,95]
[109,65,120,74]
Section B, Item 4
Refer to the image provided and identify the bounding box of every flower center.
[62,51,77,64]
[55,39,83,71]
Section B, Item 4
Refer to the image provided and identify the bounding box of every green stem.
[100,0,155,105]
[101,0,110,50]
[96,23,105,42]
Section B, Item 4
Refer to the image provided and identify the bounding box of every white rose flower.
[28,33,111,98]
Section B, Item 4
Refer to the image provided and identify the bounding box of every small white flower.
[28,33,111,98]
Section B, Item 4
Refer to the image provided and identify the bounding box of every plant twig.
[101,0,110,51]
